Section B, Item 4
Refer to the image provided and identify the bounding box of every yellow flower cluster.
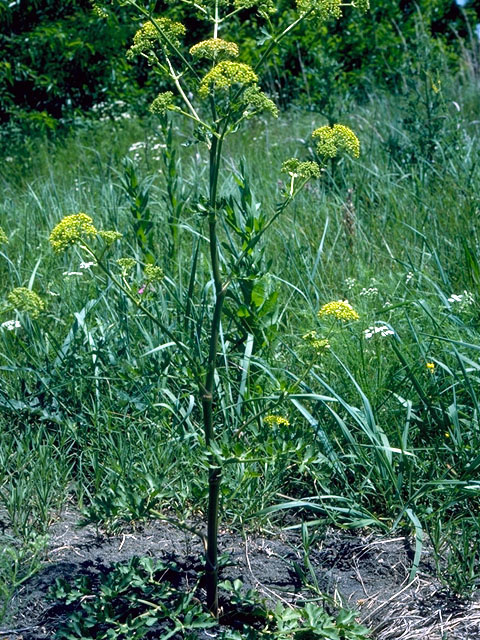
[318,300,359,322]
[234,0,275,16]
[302,331,330,353]
[0,226,8,244]
[91,2,108,18]
[312,124,360,159]
[242,86,279,118]
[296,0,341,21]
[198,62,258,98]
[189,38,239,60]
[264,414,290,427]
[49,213,97,253]
[127,18,186,59]
[281,158,321,179]
[149,92,176,116]
[7,287,45,318]
[353,0,370,11]
[99,230,123,245]
[144,264,164,283]
[117,258,136,274]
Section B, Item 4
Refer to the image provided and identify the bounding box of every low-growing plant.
[0,532,48,621]
[52,560,369,640]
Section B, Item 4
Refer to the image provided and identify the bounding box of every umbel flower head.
[318,300,359,322]
[264,414,290,427]
[127,18,186,59]
[296,0,341,21]
[234,0,275,17]
[190,39,239,61]
[91,2,108,18]
[353,0,370,11]
[281,158,321,179]
[302,330,330,354]
[98,230,122,245]
[49,213,97,253]
[312,124,360,159]
[117,257,136,275]
[7,287,45,318]
[242,86,278,118]
[296,0,368,21]
[0,226,8,244]
[149,92,176,116]
[144,264,164,283]
[198,62,258,98]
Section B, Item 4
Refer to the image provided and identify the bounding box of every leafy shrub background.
[1,0,478,145]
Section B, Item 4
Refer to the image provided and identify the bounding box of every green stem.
[201,128,228,616]
[253,10,312,74]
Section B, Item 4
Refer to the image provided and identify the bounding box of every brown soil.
[2,511,480,640]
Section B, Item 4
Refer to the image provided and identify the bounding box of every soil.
[2,510,480,640]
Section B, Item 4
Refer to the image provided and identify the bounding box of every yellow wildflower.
[242,86,279,118]
[144,264,164,283]
[281,159,321,179]
[117,258,136,275]
[190,39,239,60]
[98,230,122,245]
[127,18,186,59]
[426,362,435,373]
[49,213,97,253]
[312,124,360,159]
[149,92,176,116]
[302,330,330,353]
[318,300,359,322]
[7,287,45,318]
[198,62,257,98]
[264,414,290,427]
[296,0,342,21]
[352,0,369,11]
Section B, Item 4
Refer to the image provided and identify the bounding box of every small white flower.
[128,141,145,152]
[1,319,21,331]
[364,324,395,340]
[406,271,414,283]
[63,271,83,277]
[344,277,356,290]
[447,291,474,312]
[79,261,95,270]
[152,143,167,151]
[360,287,379,297]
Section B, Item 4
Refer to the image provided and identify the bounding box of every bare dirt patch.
[2,510,480,639]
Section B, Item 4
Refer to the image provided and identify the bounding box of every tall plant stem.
[202,132,227,616]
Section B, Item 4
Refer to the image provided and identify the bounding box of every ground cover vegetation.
[1,0,480,637]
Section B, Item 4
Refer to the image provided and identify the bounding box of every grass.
[1,56,480,622]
